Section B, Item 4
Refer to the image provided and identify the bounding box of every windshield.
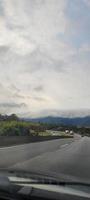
[0,0,90,196]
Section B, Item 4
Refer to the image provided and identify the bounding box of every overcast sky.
[0,0,90,117]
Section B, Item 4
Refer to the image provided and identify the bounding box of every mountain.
[25,116,90,127]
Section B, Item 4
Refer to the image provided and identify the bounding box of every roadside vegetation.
[0,114,89,137]
[0,120,46,136]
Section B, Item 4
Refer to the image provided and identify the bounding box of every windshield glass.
[0,0,90,194]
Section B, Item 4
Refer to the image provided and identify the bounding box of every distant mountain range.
[0,113,90,127]
[25,116,90,127]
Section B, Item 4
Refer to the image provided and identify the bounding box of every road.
[0,138,74,168]
[0,135,89,183]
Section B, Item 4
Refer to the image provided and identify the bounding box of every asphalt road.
[0,138,74,168]
[11,136,90,183]
[0,135,89,183]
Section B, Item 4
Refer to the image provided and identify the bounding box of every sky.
[0,0,90,117]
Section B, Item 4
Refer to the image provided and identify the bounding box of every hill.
[27,116,90,127]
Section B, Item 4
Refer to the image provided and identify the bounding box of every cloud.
[0,101,27,115]
[8,84,20,93]
[32,97,48,102]
[0,102,26,108]
[0,0,90,117]
[0,0,4,16]
[0,45,9,55]
[34,85,44,92]
[0,0,68,55]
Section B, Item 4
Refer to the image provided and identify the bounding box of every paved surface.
[0,138,74,168]
[10,136,90,183]
[0,135,89,183]
[12,136,90,183]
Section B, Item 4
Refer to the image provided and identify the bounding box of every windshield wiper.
[0,174,90,200]
[0,169,90,187]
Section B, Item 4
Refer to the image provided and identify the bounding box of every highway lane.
[74,133,82,140]
[0,138,74,168]
[11,136,90,183]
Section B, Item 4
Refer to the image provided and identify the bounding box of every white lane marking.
[60,144,68,148]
